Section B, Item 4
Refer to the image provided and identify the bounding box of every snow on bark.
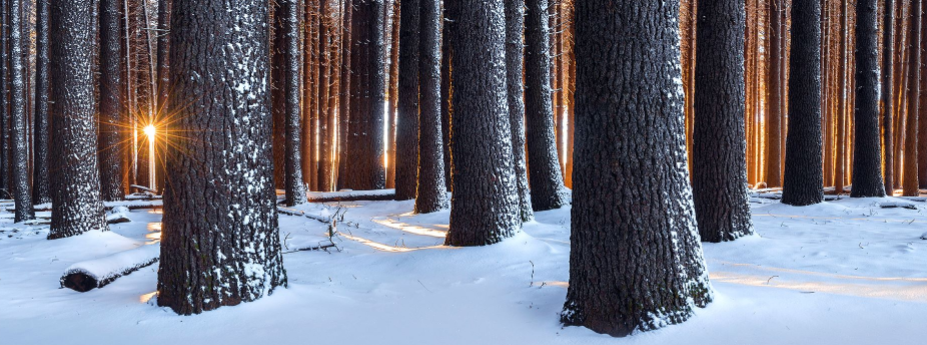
[414,0,448,214]
[61,244,160,292]
[504,0,535,222]
[99,0,127,202]
[32,0,51,205]
[9,0,33,223]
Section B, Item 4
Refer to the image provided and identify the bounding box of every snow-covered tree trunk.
[692,0,753,242]
[524,0,567,212]
[99,0,126,202]
[563,0,712,336]
[782,0,824,206]
[444,0,521,246]
[394,0,420,201]
[414,0,447,214]
[504,0,534,222]
[157,0,287,315]
[851,0,886,198]
[47,0,108,239]
[9,0,32,222]
[0,0,9,194]
[32,0,51,205]
[345,0,386,190]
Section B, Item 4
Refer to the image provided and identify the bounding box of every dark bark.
[99,0,125,202]
[272,0,287,190]
[414,0,448,214]
[0,0,9,194]
[440,0,453,192]
[158,0,287,314]
[767,0,783,188]
[155,0,171,194]
[563,0,712,336]
[274,0,307,206]
[920,1,927,188]
[692,0,752,242]
[344,0,386,190]
[394,0,420,200]
[505,0,533,221]
[32,0,50,204]
[781,0,824,206]
[904,0,921,196]
[318,0,334,192]
[524,0,567,211]
[47,0,108,239]
[882,0,895,194]
[336,0,353,190]
[9,0,31,222]
[443,0,521,247]
[851,0,886,197]
[835,0,848,193]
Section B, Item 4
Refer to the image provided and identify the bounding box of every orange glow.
[139,291,158,303]
[371,217,448,238]
[144,125,156,138]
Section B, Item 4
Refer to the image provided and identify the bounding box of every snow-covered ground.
[1,195,926,344]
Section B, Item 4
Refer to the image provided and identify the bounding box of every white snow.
[1,196,926,344]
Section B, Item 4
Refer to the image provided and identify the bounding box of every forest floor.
[1,193,926,344]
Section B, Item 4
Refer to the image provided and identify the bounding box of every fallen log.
[60,244,160,292]
[15,200,162,213]
[306,189,396,203]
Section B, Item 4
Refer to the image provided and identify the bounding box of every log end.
[61,273,99,292]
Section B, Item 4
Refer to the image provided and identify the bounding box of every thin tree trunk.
[852,0,887,196]
[317,0,333,193]
[767,0,784,188]
[505,0,534,221]
[440,0,453,191]
[836,0,848,194]
[337,0,353,189]
[32,0,50,204]
[385,0,400,189]
[9,0,31,222]
[345,0,386,190]
[883,0,895,194]
[904,0,921,196]
[414,0,448,214]
[99,0,125,202]
[394,0,419,200]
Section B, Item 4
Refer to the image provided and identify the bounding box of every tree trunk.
[414,0,448,214]
[99,0,125,202]
[563,0,712,336]
[692,0,752,242]
[158,0,287,314]
[394,0,420,200]
[440,0,453,192]
[883,0,895,194]
[920,0,927,188]
[47,0,108,239]
[345,0,386,190]
[9,0,31,222]
[767,0,783,188]
[337,0,353,189]
[444,0,521,247]
[835,0,848,194]
[154,0,171,194]
[317,0,333,193]
[283,0,307,206]
[904,0,921,196]
[524,0,567,211]
[782,0,824,206]
[1,0,9,194]
[32,0,51,204]
[385,0,400,189]
[851,0,886,197]
[272,0,288,190]
[505,0,534,221]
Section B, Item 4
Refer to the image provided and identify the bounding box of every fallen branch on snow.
[60,244,160,292]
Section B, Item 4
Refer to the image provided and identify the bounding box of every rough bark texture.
[851,0,886,197]
[904,0,921,196]
[275,0,307,206]
[766,0,783,188]
[345,0,386,190]
[158,0,287,315]
[440,0,453,192]
[782,0,824,206]
[563,0,712,336]
[47,0,108,239]
[524,0,567,211]
[317,0,333,192]
[272,0,287,190]
[414,0,448,214]
[394,0,420,200]
[99,0,126,202]
[692,0,753,242]
[882,0,895,194]
[835,0,848,194]
[920,0,927,189]
[505,0,534,221]
[0,0,8,194]
[444,0,521,247]
[155,0,172,194]
[32,0,51,204]
[9,0,31,222]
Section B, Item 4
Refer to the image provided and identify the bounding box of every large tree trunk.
[882,0,895,195]
[9,0,31,222]
[32,0,51,204]
[394,0,419,200]
[158,0,288,315]
[344,0,386,190]
[47,0,108,239]
[904,0,921,196]
[414,0,448,214]
[524,0,567,211]
[99,0,126,202]
[563,0,712,336]
[782,0,824,206]
[692,0,752,242]
[767,0,784,188]
[851,0,886,197]
[274,0,307,206]
[444,0,521,247]
[505,0,533,221]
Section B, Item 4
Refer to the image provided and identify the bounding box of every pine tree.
[414,0,448,214]
[882,0,895,194]
[32,0,51,205]
[157,0,287,314]
[9,0,31,222]
[563,0,711,336]
[444,0,521,246]
[851,0,886,197]
[767,0,784,188]
[0,0,9,194]
[524,0,567,211]
[155,0,172,193]
[395,0,420,200]
[47,0,108,239]
[692,0,753,242]
[904,0,921,196]
[504,0,533,221]
[345,0,386,190]
[273,0,307,206]
[782,0,824,206]
[99,0,126,202]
